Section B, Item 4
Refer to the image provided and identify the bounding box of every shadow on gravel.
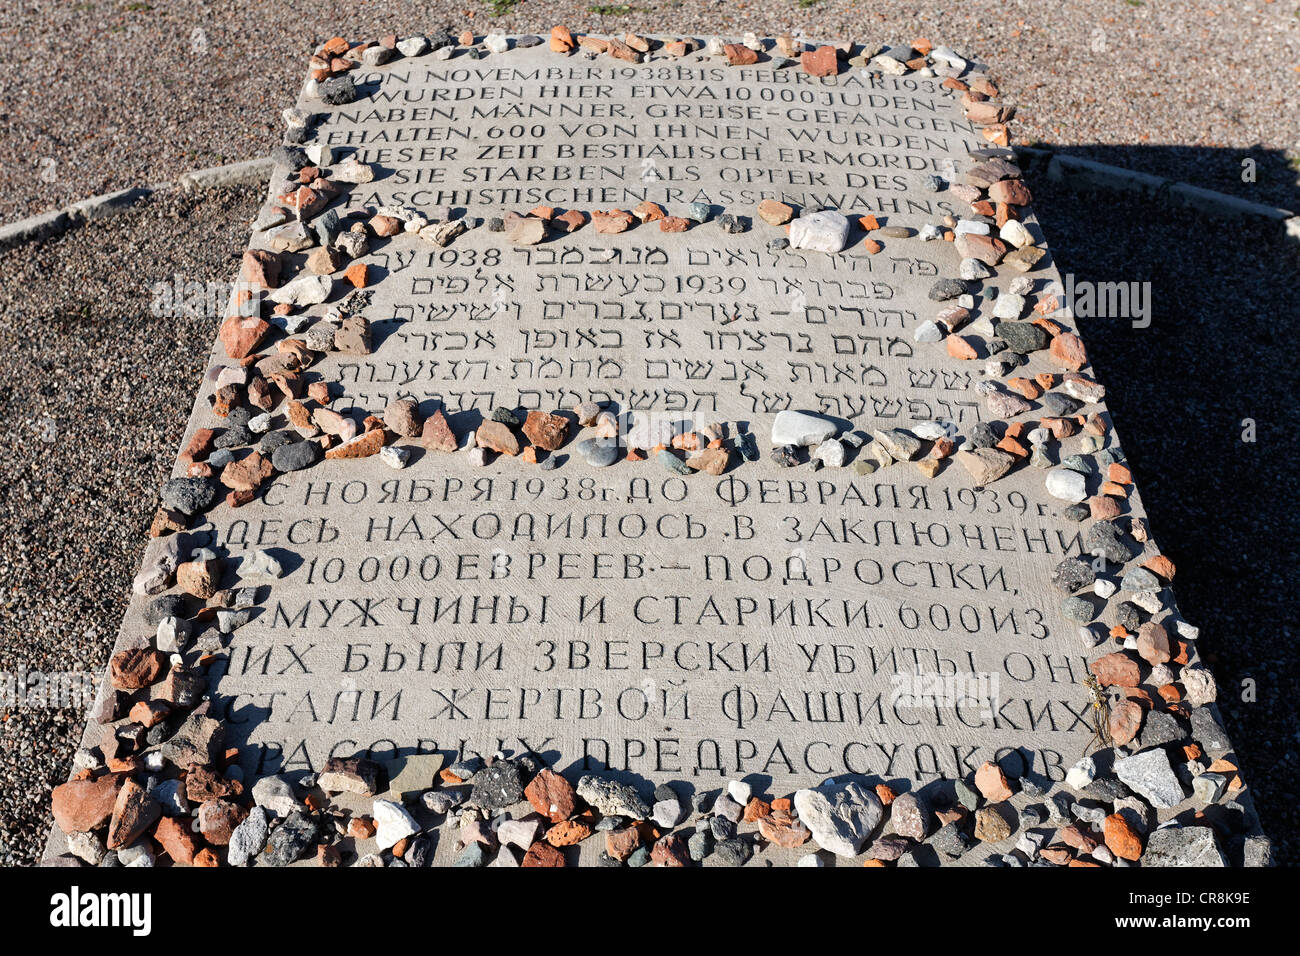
[1041,142,1300,214]
[1024,144,1299,866]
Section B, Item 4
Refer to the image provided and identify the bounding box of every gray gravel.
[1,1,1297,222]
[0,183,262,867]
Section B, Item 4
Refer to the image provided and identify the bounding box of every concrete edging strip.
[1015,145,1298,227]
[0,157,273,250]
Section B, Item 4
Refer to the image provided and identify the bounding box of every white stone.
[871,54,907,75]
[379,445,411,470]
[268,273,331,306]
[1182,666,1217,706]
[372,799,420,850]
[1000,219,1033,248]
[726,779,752,805]
[959,257,994,281]
[789,210,851,253]
[305,143,334,167]
[1045,467,1087,502]
[771,410,837,447]
[155,616,190,654]
[993,292,1026,319]
[930,46,967,70]
[118,840,156,867]
[911,421,949,440]
[812,438,846,467]
[331,157,375,184]
[397,36,429,57]
[1065,756,1096,789]
[243,548,283,580]
[484,33,509,54]
[496,818,540,849]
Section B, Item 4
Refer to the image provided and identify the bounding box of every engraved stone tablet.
[52,34,1251,867]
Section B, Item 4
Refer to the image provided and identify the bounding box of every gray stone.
[251,775,304,818]
[1114,749,1185,809]
[261,811,317,866]
[576,437,618,467]
[228,806,269,866]
[577,775,650,819]
[468,760,525,810]
[1142,826,1227,867]
[792,780,882,857]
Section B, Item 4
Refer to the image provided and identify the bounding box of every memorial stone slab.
[49,32,1259,867]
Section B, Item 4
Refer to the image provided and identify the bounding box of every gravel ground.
[0,183,262,867]
[1,0,1297,223]
[0,171,1295,867]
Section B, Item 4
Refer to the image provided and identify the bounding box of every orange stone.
[1103,813,1143,861]
[1007,377,1042,399]
[592,209,634,233]
[802,45,839,77]
[1144,554,1176,581]
[549,25,575,52]
[545,820,592,846]
[633,201,665,222]
[325,428,385,459]
[1049,332,1088,370]
[974,761,1013,802]
[946,335,978,360]
[555,209,586,232]
[723,43,758,66]
[521,841,566,867]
